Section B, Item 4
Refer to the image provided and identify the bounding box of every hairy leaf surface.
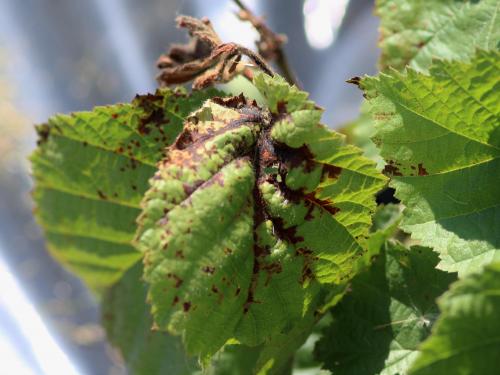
[350,0,499,167]
[363,50,500,276]
[377,0,500,72]
[410,262,500,375]
[31,88,219,292]
[136,74,387,356]
[314,242,456,375]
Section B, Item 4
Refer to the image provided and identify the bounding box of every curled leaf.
[157,16,273,89]
[136,74,387,356]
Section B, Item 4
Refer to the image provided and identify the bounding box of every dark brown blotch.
[35,123,51,145]
[272,218,304,244]
[166,273,183,288]
[202,266,215,274]
[417,163,428,176]
[346,76,361,86]
[322,164,342,180]
[382,161,403,176]
[97,190,107,200]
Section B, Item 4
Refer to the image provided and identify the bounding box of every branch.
[233,0,300,87]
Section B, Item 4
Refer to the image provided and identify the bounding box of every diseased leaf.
[102,262,199,375]
[213,285,347,375]
[377,0,500,72]
[363,50,500,277]
[31,88,220,292]
[410,262,500,375]
[314,242,456,375]
[136,73,387,356]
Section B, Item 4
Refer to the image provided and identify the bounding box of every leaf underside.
[136,73,387,356]
[363,50,500,277]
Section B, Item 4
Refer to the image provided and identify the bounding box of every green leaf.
[409,261,500,375]
[212,287,347,375]
[377,0,500,72]
[363,50,500,277]
[31,88,219,292]
[314,242,456,375]
[102,261,199,374]
[252,313,317,375]
[208,345,263,375]
[136,74,387,356]
[340,102,384,169]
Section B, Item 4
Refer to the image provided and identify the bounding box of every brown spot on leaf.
[202,266,215,274]
[322,164,342,180]
[346,76,361,86]
[417,163,428,176]
[272,218,304,244]
[277,100,287,113]
[135,93,165,135]
[183,302,191,312]
[174,129,194,150]
[211,94,247,109]
[36,123,51,145]
[382,161,403,176]
[304,204,315,221]
[97,190,107,200]
[167,273,183,288]
[262,262,282,286]
[304,193,340,216]
[301,265,314,283]
[274,143,316,172]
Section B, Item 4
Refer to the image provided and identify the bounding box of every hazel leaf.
[362,50,500,277]
[136,74,387,356]
[31,87,220,293]
[377,0,500,72]
[314,242,456,375]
